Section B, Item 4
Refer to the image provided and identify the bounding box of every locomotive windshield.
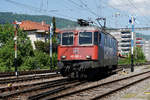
[79,32,92,45]
[62,32,73,45]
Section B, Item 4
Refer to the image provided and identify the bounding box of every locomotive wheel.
[60,68,66,77]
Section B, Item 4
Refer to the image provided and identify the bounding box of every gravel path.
[58,65,150,100]
[99,65,150,100]
[100,78,150,100]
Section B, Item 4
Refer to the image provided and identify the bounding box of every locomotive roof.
[60,26,117,41]
[60,26,100,31]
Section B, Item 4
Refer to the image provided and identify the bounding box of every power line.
[67,0,99,18]
[40,0,43,11]
[4,0,77,20]
[47,0,48,9]
[5,0,57,13]
[66,0,84,10]
[100,0,119,11]
[79,0,99,17]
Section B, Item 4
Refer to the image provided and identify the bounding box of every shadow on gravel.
[87,73,113,82]
[77,72,116,82]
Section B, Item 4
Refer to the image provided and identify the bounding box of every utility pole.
[130,16,135,72]
[13,21,21,77]
[49,22,53,70]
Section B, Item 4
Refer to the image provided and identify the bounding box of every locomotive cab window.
[62,32,73,45]
[79,32,92,45]
[94,32,98,45]
[57,33,61,45]
[99,32,102,44]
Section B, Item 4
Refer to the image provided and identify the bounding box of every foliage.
[128,47,146,62]
[0,24,34,72]
[20,51,57,71]
[135,47,145,60]
[34,40,57,54]
[34,41,49,53]
[118,47,146,65]
[0,24,58,72]
[0,41,14,72]
[52,17,56,34]
[20,50,50,70]
[34,17,58,54]
[0,24,15,45]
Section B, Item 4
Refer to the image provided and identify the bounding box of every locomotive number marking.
[73,48,79,54]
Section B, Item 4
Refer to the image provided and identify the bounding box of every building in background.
[110,31,135,57]
[19,20,60,49]
[136,33,144,48]
[110,30,150,61]
[142,40,150,61]
[135,33,150,61]
[136,37,143,48]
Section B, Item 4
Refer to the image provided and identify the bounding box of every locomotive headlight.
[86,55,91,59]
[61,56,66,59]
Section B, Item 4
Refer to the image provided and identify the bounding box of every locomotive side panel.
[58,46,98,61]
[98,32,104,67]
[97,32,118,67]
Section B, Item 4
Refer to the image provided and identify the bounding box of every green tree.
[0,41,14,71]
[0,24,34,72]
[52,16,58,53]
[135,47,145,60]
[21,50,51,70]
[34,41,50,53]
[0,24,14,45]
[119,47,146,65]
[128,47,146,61]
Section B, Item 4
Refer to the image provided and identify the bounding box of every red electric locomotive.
[57,20,118,78]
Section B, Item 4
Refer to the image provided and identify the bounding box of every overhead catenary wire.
[40,0,43,11]
[4,0,78,20]
[79,0,99,17]
[95,0,103,17]
[66,0,99,18]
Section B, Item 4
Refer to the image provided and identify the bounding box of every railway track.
[0,67,123,100]
[22,68,123,100]
[0,73,60,85]
[0,69,57,78]
[0,78,86,100]
[0,65,149,100]
[43,70,150,100]
[0,77,66,93]
[0,68,121,100]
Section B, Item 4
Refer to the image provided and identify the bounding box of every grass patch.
[122,93,137,98]
[118,58,147,65]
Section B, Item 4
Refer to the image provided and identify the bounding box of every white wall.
[27,31,49,49]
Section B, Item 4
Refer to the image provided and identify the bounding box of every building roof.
[19,20,60,33]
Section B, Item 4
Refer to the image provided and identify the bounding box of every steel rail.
[0,73,60,84]
[0,69,58,77]
[0,78,75,99]
[47,70,150,100]
[0,78,66,93]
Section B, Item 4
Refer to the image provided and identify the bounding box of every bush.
[20,51,58,70]
[118,47,146,65]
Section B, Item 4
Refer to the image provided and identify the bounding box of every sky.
[1,0,150,35]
